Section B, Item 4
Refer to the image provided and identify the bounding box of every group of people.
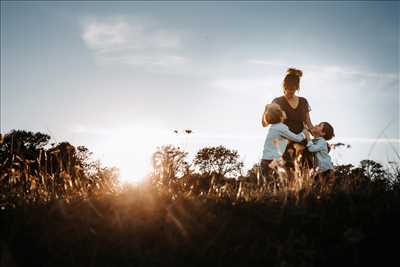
[261,68,335,184]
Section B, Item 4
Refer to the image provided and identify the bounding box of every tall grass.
[0,143,118,210]
[2,138,399,209]
[1,137,400,267]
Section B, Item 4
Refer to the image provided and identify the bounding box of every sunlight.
[98,125,173,184]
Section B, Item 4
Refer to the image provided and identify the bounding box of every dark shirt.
[272,96,311,134]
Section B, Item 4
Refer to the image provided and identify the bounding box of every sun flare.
[98,126,173,184]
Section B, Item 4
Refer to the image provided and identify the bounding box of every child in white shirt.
[260,103,307,178]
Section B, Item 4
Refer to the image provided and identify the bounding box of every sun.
[98,125,172,184]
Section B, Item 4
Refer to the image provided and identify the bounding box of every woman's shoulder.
[272,96,285,104]
[272,96,287,108]
[299,96,311,110]
[299,96,309,103]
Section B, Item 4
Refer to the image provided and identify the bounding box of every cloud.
[337,137,400,144]
[247,60,288,68]
[81,16,185,68]
[248,59,398,81]
[97,53,186,67]
[210,78,279,93]
[212,59,399,94]
[214,59,398,105]
[81,18,132,52]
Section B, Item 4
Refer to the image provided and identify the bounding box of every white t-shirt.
[262,122,306,160]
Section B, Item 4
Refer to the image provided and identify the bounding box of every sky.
[1,1,399,183]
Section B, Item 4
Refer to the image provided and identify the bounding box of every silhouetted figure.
[260,103,306,183]
[262,68,314,172]
[305,122,335,188]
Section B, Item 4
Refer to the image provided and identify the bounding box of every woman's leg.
[296,139,314,170]
[283,141,295,170]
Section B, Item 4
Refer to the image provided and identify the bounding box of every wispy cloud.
[337,137,400,144]
[210,77,279,94]
[208,59,398,102]
[81,18,132,52]
[211,59,398,95]
[81,16,186,68]
[248,59,399,81]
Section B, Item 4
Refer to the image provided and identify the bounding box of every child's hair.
[265,103,283,124]
[321,122,335,141]
[283,68,303,91]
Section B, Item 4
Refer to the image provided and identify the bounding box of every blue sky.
[1,1,399,182]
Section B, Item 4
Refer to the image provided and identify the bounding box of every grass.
[1,169,400,267]
[1,131,400,266]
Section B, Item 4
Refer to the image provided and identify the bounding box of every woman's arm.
[304,111,313,130]
[303,98,313,130]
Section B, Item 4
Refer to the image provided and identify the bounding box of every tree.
[360,160,386,180]
[193,145,244,178]
[0,129,120,203]
[87,161,119,195]
[0,130,52,196]
[151,145,189,185]
[0,130,51,171]
[1,130,50,153]
[360,160,390,192]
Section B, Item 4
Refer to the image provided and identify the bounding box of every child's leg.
[312,170,333,194]
[302,149,315,170]
[260,160,273,185]
[321,170,334,191]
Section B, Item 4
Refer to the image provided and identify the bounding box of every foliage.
[151,145,190,186]
[1,173,399,267]
[0,130,119,208]
[1,130,400,266]
[193,145,244,178]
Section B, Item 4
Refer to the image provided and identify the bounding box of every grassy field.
[1,176,400,267]
[1,131,400,266]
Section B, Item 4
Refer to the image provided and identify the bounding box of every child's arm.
[304,129,312,141]
[279,126,305,143]
[307,139,326,153]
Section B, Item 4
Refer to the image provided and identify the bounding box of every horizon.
[1,1,399,182]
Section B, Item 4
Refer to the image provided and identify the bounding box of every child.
[305,122,335,179]
[260,103,307,179]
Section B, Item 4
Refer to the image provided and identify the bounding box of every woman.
[262,68,314,171]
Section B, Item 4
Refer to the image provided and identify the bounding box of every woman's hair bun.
[287,68,303,78]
